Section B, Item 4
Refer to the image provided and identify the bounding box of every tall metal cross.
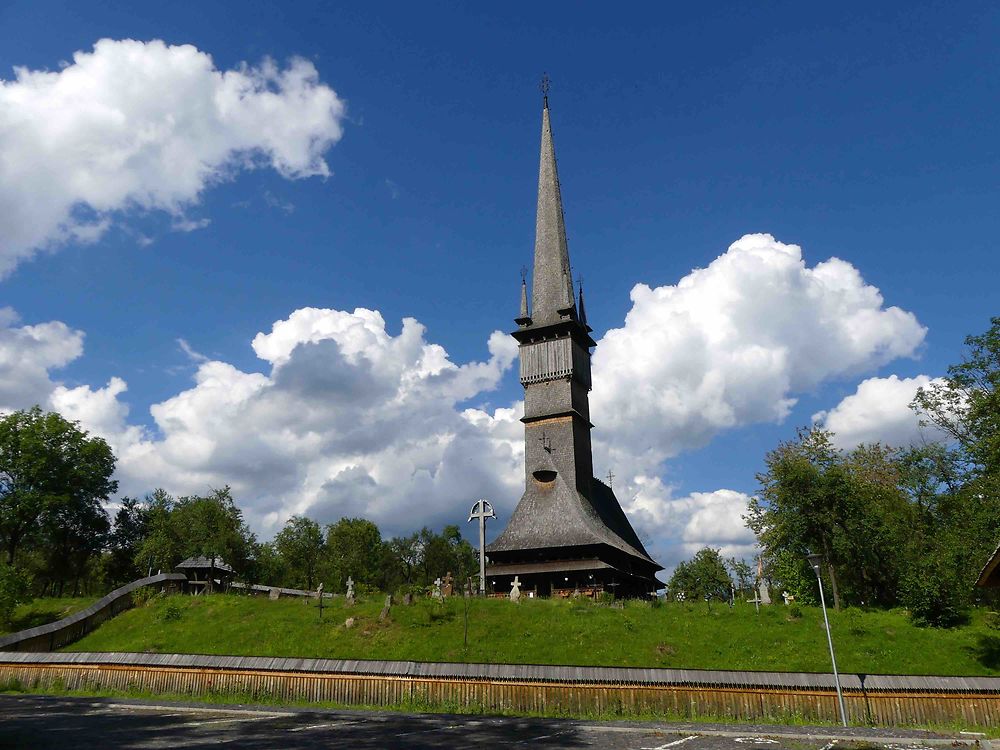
[606,469,615,488]
[540,73,551,103]
[467,499,495,595]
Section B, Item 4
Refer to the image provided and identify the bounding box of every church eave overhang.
[511,321,596,348]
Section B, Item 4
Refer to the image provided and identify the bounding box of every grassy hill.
[63,593,1000,676]
[2,597,97,635]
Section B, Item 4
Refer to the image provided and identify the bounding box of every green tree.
[107,496,150,586]
[171,487,255,578]
[668,547,732,601]
[246,541,287,588]
[913,317,1000,475]
[0,407,117,565]
[274,516,324,590]
[134,489,180,574]
[417,525,476,585]
[747,428,849,607]
[747,428,914,609]
[384,533,420,588]
[324,517,384,590]
[727,557,753,596]
[0,563,30,627]
[39,492,110,596]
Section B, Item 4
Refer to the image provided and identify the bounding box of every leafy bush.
[0,565,30,627]
[844,608,868,636]
[156,599,184,623]
[984,611,1000,631]
[131,586,159,608]
[899,547,971,627]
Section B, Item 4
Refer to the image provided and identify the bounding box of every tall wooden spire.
[486,91,663,599]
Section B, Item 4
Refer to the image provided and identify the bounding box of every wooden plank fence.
[2,652,999,727]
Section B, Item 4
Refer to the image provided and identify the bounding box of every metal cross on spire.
[540,73,551,107]
[606,469,615,488]
[538,430,552,452]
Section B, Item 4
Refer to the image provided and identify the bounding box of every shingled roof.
[176,556,234,573]
[487,472,658,568]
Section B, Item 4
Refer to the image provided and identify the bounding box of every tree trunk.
[821,538,842,610]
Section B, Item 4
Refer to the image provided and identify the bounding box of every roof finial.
[540,73,551,109]
[516,266,532,326]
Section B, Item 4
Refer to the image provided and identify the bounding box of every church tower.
[485,92,663,598]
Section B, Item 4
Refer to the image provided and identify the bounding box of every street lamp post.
[807,552,848,727]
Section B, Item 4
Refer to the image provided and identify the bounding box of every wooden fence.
[2,652,998,727]
[0,573,187,653]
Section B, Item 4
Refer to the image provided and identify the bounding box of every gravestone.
[379,593,392,622]
[782,591,795,606]
[442,572,454,597]
[432,577,443,599]
[345,576,355,606]
[268,587,280,601]
[402,592,413,606]
[344,617,355,629]
[509,575,521,603]
[758,578,771,605]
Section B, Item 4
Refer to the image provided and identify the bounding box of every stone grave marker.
[379,593,392,622]
[509,575,521,603]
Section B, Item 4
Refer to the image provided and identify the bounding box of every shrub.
[156,599,184,623]
[899,548,971,627]
[131,586,159,608]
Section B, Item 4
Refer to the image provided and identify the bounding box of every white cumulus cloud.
[813,374,948,449]
[0,234,932,568]
[52,308,520,536]
[0,38,346,275]
[591,233,926,506]
[0,307,83,412]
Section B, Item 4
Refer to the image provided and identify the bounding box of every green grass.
[62,593,1000,676]
[1,597,97,635]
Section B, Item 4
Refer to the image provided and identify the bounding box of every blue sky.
[0,1,997,567]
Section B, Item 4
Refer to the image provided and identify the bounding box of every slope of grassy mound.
[61,593,1000,676]
[2,597,97,635]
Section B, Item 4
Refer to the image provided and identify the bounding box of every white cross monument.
[467,499,496,595]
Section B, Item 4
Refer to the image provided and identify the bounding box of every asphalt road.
[0,695,982,750]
